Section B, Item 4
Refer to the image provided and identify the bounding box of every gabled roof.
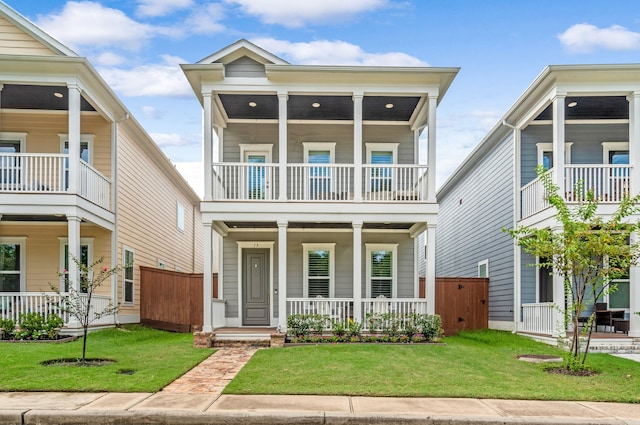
[197,39,288,65]
[0,1,78,57]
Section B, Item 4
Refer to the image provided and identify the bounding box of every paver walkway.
[161,346,259,395]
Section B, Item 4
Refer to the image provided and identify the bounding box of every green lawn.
[0,325,214,392]
[224,330,640,402]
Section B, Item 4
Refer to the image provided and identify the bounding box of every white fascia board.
[197,39,288,65]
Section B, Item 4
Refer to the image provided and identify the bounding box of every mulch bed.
[0,335,78,344]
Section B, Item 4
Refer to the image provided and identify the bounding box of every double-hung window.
[303,243,335,298]
[123,247,134,304]
[366,244,398,298]
[0,237,26,292]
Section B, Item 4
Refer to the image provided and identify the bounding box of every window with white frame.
[366,143,398,192]
[157,259,166,269]
[536,142,572,169]
[537,256,553,303]
[176,202,185,232]
[477,259,489,278]
[0,237,26,292]
[366,244,398,298]
[0,133,27,191]
[240,144,273,200]
[303,142,335,200]
[60,134,94,190]
[123,247,134,304]
[59,238,93,293]
[303,243,335,298]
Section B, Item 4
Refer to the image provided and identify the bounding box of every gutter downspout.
[503,119,520,334]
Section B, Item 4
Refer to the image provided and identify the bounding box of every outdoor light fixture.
[53,92,64,98]
[385,103,394,109]
[248,101,257,107]
[312,102,320,108]
[567,101,578,108]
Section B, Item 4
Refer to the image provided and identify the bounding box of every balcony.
[0,153,111,210]
[520,165,632,219]
[210,163,429,202]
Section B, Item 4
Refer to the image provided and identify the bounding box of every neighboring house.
[182,40,458,332]
[0,2,203,331]
[436,64,640,340]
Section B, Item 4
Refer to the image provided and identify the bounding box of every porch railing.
[521,302,554,334]
[520,165,632,219]
[288,164,354,201]
[286,297,428,331]
[362,164,428,202]
[212,162,278,200]
[0,292,116,328]
[0,154,111,210]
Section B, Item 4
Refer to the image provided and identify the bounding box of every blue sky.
[5,0,640,196]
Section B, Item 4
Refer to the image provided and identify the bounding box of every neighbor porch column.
[629,232,640,337]
[353,93,363,202]
[278,93,288,201]
[352,221,363,322]
[552,93,566,195]
[203,222,213,332]
[628,92,640,195]
[278,220,288,330]
[426,223,436,314]
[203,91,213,201]
[551,226,566,337]
[67,83,82,194]
[427,95,437,202]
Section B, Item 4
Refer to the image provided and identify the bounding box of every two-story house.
[0,2,203,331]
[182,40,458,332]
[436,64,640,345]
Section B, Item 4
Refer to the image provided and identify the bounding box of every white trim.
[365,243,398,298]
[365,143,399,192]
[477,259,489,278]
[122,245,135,306]
[536,142,572,167]
[236,241,274,327]
[303,142,336,197]
[602,142,629,164]
[58,237,94,293]
[302,243,336,298]
[240,144,273,163]
[0,236,27,292]
[0,132,27,152]
[59,133,95,165]
[176,201,186,232]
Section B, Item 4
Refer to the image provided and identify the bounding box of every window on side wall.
[477,259,489,278]
[176,202,185,232]
[0,237,26,292]
[123,247,134,304]
[366,244,398,298]
[303,243,335,298]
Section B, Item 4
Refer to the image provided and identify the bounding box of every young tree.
[55,257,120,364]
[507,166,640,371]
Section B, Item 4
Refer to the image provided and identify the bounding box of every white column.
[277,221,288,330]
[427,95,438,202]
[67,84,81,194]
[426,223,436,314]
[278,93,288,201]
[203,222,213,332]
[66,215,81,291]
[352,221,363,322]
[203,92,213,201]
[552,94,566,195]
[353,93,363,202]
[629,232,640,337]
[628,93,640,195]
[551,226,566,337]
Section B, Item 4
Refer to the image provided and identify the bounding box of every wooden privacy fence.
[140,267,217,333]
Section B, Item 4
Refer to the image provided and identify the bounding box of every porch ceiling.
[1,214,69,222]
[218,93,421,121]
[1,84,96,111]
[535,95,628,121]
[222,221,414,230]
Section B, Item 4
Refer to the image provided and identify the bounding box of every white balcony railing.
[521,302,554,334]
[0,154,111,210]
[0,292,116,327]
[520,165,631,219]
[210,163,429,202]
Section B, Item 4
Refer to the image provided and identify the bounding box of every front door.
[242,249,270,326]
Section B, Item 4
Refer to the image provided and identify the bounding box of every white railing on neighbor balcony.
[564,164,631,203]
[0,292,116,327]
[362,164,428,202]
[0,153,67,192]
[212,163,278,200]
[288,164,354,201]
[79,160,111,209]
[521,302,554,335]
[520,169,555,219]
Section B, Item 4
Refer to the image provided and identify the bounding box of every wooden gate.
[435,277,488,336]
[140,267,217,332]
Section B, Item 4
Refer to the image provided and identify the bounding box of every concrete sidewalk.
[1,392,639,424]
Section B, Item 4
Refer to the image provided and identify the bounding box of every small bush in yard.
[12,312,64,340]
[0,318,15,339]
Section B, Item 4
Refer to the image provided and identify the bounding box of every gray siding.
[225,57,266,78]
[521,249,536,304]
[436,133,515,321]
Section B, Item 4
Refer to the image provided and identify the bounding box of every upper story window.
[366,143,398,192]
[176,202,186,232]
[239,144,273,200]
[0,133,27,191]
[536,143,572,169]
[303,142,335,200]
[60,134,94,164]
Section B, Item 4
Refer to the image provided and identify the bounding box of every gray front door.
[242,249,270,326]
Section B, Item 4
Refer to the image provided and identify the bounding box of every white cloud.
[226,0,388,27]
[97,55,192,97]
[94,52,126,66]
[185,3,226,34]
[250,38,427,66]
[35,1,169,51]
[136,0,194,17]
[558,23,640,53]
[141,105,162,119]
[151,132,190,147]
[174,161,204,198]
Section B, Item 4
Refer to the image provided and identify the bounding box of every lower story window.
[0,238,25,292]
[366,244,398,298]
[123,247,134,304]
[60,241,91,293]
[303,243,335,298]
